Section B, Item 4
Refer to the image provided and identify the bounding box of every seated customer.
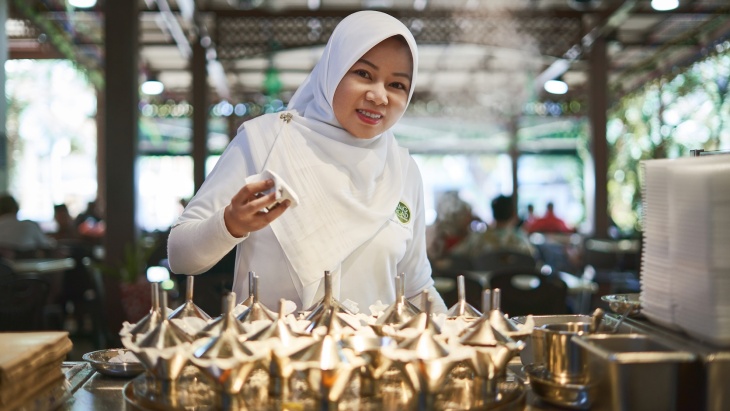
[51,204,79,241]
[426,191,480,270]
[526,202,573,234]
[0,194,56,258]
[470,195,536,259]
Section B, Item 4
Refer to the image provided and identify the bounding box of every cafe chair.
[0,278,51,331]
[0,259,15,284]
[472,250,537,272]
[487,267,568,317]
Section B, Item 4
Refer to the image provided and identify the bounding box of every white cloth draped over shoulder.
[244,111,409,305]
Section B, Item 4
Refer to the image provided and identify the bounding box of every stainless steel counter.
[58,363,128,410]
[56,361,573,410]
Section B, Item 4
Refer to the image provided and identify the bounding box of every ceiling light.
[544,78,568,95]
[68,0,97,8]
[141,77,164,95]
[651,0,679,11]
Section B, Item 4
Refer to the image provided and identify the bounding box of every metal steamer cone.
[197,292,248,339]
[391,294,464,411]
[191,293,261,410]
[372,274,420,334]
[446,275,482,319]
[236,274,276,323]
[237,271,255,309]
[459,289,512,347]
[397,291,449,360]
[125,282,164,342]
[291,304,363,405]
[168,275,212,321]
[304,270,356,314]
[460,289,522,405]
[399,272,423,314]
[397,289,442,333]
[246,298,305,345]
[131,289,194,407]
[304,271,356,334]
[488,288,533,343]
[341,334,397,398]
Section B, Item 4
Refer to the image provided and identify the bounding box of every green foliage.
[95,241,156,284]
[607,50,730,233]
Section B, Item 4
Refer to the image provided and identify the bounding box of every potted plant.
[96,240,157,323]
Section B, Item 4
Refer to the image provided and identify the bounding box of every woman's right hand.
[223,179,290,238]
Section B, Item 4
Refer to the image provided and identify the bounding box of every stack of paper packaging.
[641,155,730,346]
[0,332,73,411]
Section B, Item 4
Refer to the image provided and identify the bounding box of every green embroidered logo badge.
[395,201,411,224]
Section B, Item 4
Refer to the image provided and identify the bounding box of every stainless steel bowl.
[524,363,596,410]
[601,293,641,316]
[83,348,145,377]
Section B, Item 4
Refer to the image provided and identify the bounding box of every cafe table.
[8,257,76,275]
[464,270,598,314]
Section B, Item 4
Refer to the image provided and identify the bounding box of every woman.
[168,11,447,313]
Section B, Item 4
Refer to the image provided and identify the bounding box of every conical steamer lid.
[236,271,256,308]
[397,292,449,360]
[236,274,276,323]
[446,275,482,319]
[124,282,164,342]
[196,292,248,339]
[191,294,260,394]
[292,305,351,367]
[289,305,364,403]
[304,271,356,334]
[488,289,532,341]
[397,289,442,333]
[131,291,194,380]
[304,271,355,314]
[246,299,304,346]
[169,275,211,321]
[460,289,512,347]
[194,294,253,355]
[374,274,420,328]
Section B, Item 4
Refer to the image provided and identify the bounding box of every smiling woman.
[168,10,448,314]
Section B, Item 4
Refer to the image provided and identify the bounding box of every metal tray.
[573,333,702,411]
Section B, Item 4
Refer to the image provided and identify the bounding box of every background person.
[526,202,573,234]
[470,195,536,258]
[0,193,56,258]
[426,191,478,263]
[168,11,447,313]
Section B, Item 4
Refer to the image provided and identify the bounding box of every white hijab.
[288,10,419,129]
[244,11,419,306]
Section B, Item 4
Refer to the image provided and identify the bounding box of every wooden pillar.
[507,115,520,213]
[0,0,8,192]
[103,0,139,338]
[96,93,105,216]
[589,37,609,238]
[192,37,208,192]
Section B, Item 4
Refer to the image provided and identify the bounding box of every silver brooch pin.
[280,112,293,123]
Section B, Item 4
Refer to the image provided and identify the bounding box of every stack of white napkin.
[641,155,730,346]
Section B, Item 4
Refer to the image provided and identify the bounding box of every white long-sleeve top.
[167,122,446,314]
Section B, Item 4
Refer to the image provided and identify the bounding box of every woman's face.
[333,36,413,139]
